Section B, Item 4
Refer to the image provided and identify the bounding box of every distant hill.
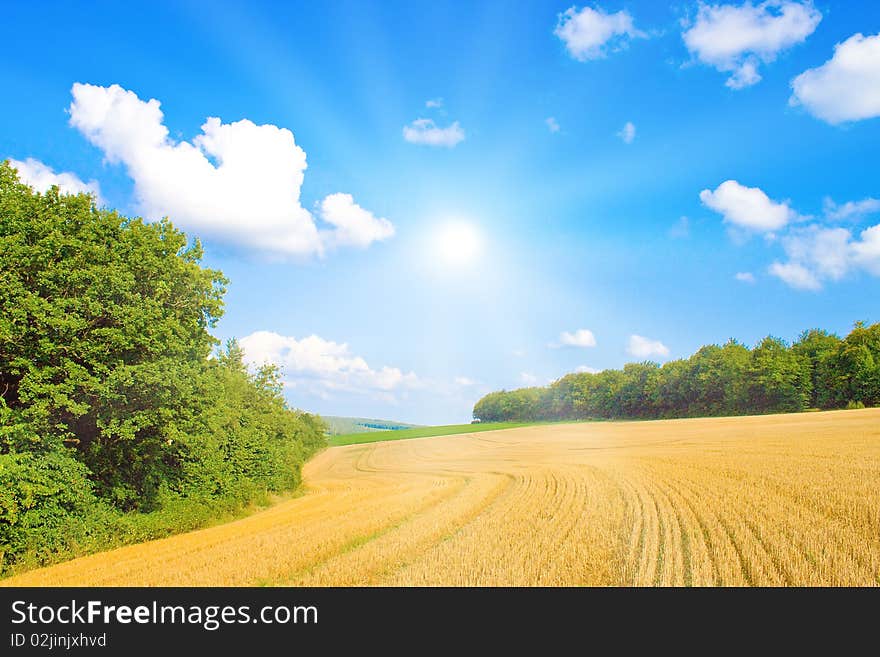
[321,416,422,436]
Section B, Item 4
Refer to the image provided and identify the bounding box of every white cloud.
[852,225,880,276]
[8,157,102,202]
[552,328,597,348]
[628,335,670,358]
[318,193,394,249]
[454,376,477,386]
[239,330,419,396]
[700,180,798,232]
[824,197,880,222]
[402,118,465,147]
[519,372,539,385]
[768,261,820,290]
[67,82,391,257]
[575,365,600,374]
[669,216,690,239]
[426,98,444,108]
[781,225,851,280]
[546,117,561,133]
[683,1,822,89]
[554,5,645,61]
[512,349,526,358]
[769,222,880,289]
[735,271,756,283]
[617,121,636,143]
[790,33,880,124]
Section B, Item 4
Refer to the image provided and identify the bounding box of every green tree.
[792,329,841,408]
[618,362,660,418]
[825,322,880,408]
[1,161,325,571]
[473,324,880,422]
[744,337,811,413]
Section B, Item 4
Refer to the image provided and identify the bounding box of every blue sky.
[2,1,879,424]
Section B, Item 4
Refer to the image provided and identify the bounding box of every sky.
[2,1,879,424]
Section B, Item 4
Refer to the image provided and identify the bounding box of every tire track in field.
[623,473,661,586]
[285,473,513,586]
[616,475,645,585]
[388,470,541,585]
[642,477,689,586]
[660,477,722,586]
[670,469,784,585]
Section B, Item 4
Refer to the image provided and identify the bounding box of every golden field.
[3,408,879,586]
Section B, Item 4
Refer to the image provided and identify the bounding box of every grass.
[321,415,421,436]
[326,421,539,446]
[5,408,879,586]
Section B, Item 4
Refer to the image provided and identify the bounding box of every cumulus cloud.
[454,376,477,386]
[769,223,880,290]
[546,117,561,133]
[768,261,820,290]
[710,184,880,292]
[682,1,821,89]
[67,82,391,257]
[239,330,419,396]
[790,33,880,124]
[628,335,670,358]
[551,328,597,348]
[700,180,798,233]
[402,118,465,147]
[554,5,645,61]
[782,225,852,280]
[823,197,880,222]
[853,225,880,276]
[575,365,601,374]
[425,98,444,108]
[318,193,394,249]
[617,121,636,143]
[8,157,102,202]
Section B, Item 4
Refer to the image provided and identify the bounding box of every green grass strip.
[327,422,540,446]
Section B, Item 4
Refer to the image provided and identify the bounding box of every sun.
[433,220,483,267]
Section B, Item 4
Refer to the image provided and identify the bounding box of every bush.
[0,450,98,567]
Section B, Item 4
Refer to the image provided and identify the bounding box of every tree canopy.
[474,323,880,423]
[0,161,324,572]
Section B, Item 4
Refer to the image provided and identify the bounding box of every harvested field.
[4,408,879,586]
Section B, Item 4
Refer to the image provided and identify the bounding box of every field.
[327,421,538,446]
[321,416,421,436]
[3,408,879,586]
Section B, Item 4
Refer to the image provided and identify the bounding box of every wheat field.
[4,408,879,586]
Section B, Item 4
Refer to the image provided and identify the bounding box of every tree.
[825,322,880,408]
[0,160,325,571]
[618,362,660,418]
[792,329,841,408]
[742,337,810,414]
[474,324,880,422]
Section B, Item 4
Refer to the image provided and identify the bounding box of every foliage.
[0,161,325,573]
[474,322,880,422]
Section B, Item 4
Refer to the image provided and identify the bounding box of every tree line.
[0,161,325,573]
[473,324,880,423]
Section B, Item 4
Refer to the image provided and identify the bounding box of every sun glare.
[433,220,483,267]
